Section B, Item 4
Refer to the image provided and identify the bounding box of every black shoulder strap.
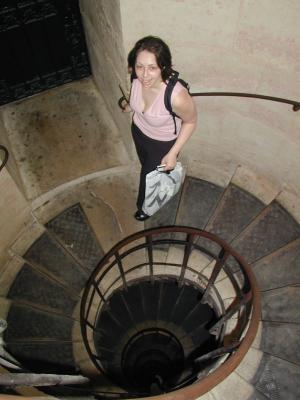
[164,71,179,114]
[164,70,179,135]
[164,71,190,135]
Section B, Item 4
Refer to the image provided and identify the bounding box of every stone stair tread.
[260,321,300,365]
[231,201,300,263]
[157,280,182,321]
[121,284,145,324]
[105,291,134,331]
[206,183,265,243]
[197,392,216,400]
[4,303,73,340]
[187,324,216,350]
[92,339,116,363]
[42,384,97,399]
[235,347,264,383]
[46,203,104,271]
[181,302,214,333]
[170,285,200,325]
[139,280,160,321]
[24,232,89,291]
[7,263,77,316]
[209,371,261,399]
[261,286,300,323]
[96,310,126,346]
[176,177,224,229]
[195,183,265,258]
[249,352,300,400]
[4,341,76,374]
[252,237,300,290]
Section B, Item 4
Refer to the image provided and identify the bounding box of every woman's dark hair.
[127,36,173,81]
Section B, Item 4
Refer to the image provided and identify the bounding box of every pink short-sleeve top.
[130,78,185,141]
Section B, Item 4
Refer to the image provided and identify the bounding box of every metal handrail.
[190,91,300,111]
[0,145,9,172]
[81,226,261,399]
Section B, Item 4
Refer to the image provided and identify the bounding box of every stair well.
[0,167,299,399]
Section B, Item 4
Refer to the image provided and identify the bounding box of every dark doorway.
[0,0,91,106]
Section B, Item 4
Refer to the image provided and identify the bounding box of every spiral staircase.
[1,164,299,399]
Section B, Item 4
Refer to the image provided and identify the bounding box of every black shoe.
[134,210,150,221]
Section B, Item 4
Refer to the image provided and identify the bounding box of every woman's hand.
[118,96,132,112]
[161,151,177,171]
[122,103,132,113]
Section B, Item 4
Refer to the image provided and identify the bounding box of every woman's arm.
[161,88,197,170]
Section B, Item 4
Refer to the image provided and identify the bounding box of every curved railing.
[190,91,300,111]
[0,145,9,172]
[81,226,261,399]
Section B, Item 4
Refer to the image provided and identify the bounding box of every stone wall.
[0,167,31,270]
[0,116,31,269]
[0,117,24,194]
[80,0,133,156]
[120,0,300,195]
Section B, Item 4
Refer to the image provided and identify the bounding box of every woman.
[120,36,197,221]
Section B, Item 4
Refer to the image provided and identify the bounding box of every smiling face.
[135,50,163,89]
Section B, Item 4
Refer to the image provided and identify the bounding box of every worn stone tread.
[251,353,300,400]
[7,263,77,316]
[252,237,300,290]
[5,341,76,374]
[24,231,89,291]
[261,286,300,323]
[4,304,73,340]
[46,203,104,271]
[231,201,300,263]
[206,183,265,243]
[260,321,300,365]
[176,177,224,229]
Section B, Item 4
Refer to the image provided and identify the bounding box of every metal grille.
[0,0,91,105]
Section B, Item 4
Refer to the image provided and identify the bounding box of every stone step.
[4,303,74,341]
[94,309,128,349]
[169,285,201,326]
[261,286,300,323]
[31,169,139,253]
[259,321,300,365]
[157,280,183,322]
[176,177,224,229]
[6,262,78,316]
[231,201,300,264]
[121,283,145,326]
[46,203,104,272]
[104,291,135,333]
[196,183,265,257]
[245,352,300,400]
[139,280,161,322]
[209,370,267,400]
[181,301,215,334]
[205,183,265,243]
[252,237,300,290]
[4,339,76,375]
[3,303,77,373]
[24,231,89,292]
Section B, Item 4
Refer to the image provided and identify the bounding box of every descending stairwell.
[90,278,219,393]
[1,171,300,399]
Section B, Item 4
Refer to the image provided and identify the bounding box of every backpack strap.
[164,71,191,135]
[164,71,179,135]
